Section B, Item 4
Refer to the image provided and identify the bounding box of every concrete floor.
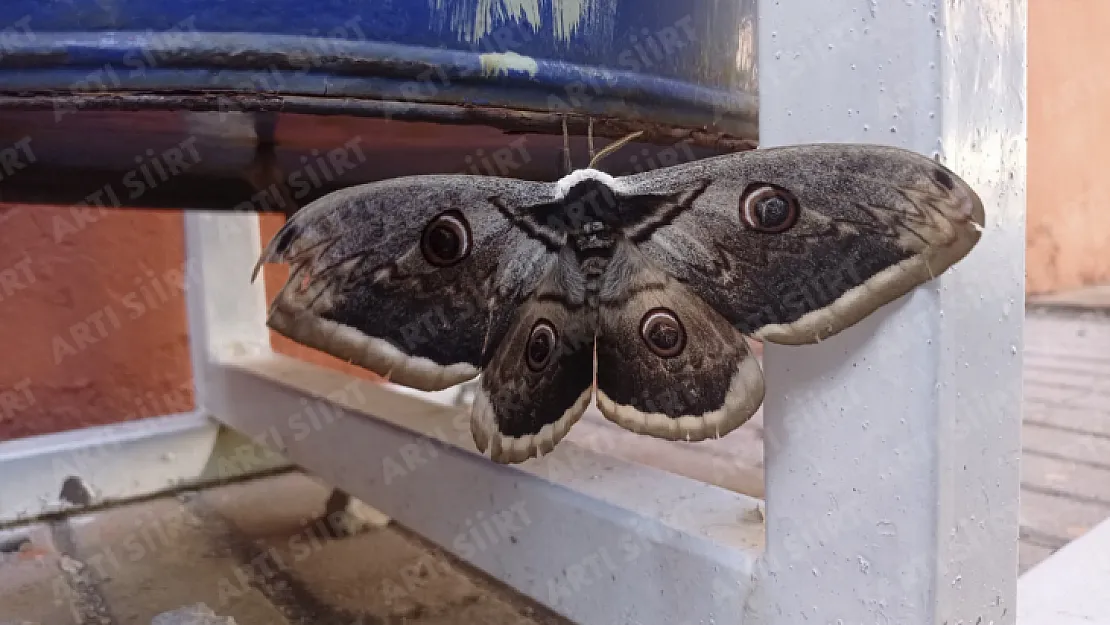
[0,471,571,625]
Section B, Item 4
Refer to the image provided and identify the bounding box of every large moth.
[253,139,984,464]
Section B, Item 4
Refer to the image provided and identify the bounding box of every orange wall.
[0,208,377,441]
[1,1,1108,439]
[0,207,193,439]
[1027,0,1110,294]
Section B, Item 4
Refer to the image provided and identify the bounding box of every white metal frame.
[1018,517,1110,625]
[0,1,1048,623]
[0,411,288,523]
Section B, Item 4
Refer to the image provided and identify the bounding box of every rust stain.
[0,91,758,151]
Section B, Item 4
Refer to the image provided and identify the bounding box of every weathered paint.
[550,0,617,44]
[429,0,540,44]
[734,14,757,94]
[0,0,760,191]
[0,27,758,142]
[478,50,539,78]
[0,0,754,91]
[421,0,620,48]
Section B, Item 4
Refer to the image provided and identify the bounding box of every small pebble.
[151,603,238,625]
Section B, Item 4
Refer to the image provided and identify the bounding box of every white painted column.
[748,2,1026,624]
[183,211,272,412]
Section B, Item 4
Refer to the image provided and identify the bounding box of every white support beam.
[0,412,289,525]
[0,413,217,523]
[183,211,272,412]
[211,354,765,625]
[749,2,1026,624]
[1018,517,1110,625]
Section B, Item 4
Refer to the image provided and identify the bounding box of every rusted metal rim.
[0,92,759,152]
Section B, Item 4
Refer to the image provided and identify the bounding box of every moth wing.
[470,255,596,463]
[593,243,764,441]
[618,143,984,344]
[256,175,558,391]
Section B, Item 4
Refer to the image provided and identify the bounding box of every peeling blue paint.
[0,0,756,94]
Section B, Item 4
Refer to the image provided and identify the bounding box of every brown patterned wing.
[618,143,985,344]
[254,174,559,391]
[593,242,764,441]
[470,254,596,464]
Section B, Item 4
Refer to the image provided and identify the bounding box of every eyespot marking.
[526,320,557,371]
[421,211,472,267]
[640,308,686,358]
[739,183,800,233]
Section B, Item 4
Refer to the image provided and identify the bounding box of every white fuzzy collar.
[554,168,623,197]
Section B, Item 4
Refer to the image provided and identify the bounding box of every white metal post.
[183,210,272,412]
[749,2,1026,624]
[179,209,289,482]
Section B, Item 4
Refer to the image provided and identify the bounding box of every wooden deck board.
[1018,542,1056,574]
[1024,387,1110,420]
[1023,422,1110,468]
[1020,454,1110,507]
[1018,489,1110,544]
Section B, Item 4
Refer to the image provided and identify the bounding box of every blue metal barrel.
[0,1,758,210]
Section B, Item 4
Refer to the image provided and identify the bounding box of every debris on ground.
[151,603,238,625]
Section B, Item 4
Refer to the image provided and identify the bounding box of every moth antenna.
[587,118,596,161]
[561,116,572,175]
[250,230,285,283]
[587,130,645,169]
[250,257,266,283]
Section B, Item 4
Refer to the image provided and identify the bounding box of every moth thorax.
[559,178,620,231]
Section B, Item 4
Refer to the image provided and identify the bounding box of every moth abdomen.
[581,256,608,310]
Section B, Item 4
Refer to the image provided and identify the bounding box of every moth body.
[555,175,621,314]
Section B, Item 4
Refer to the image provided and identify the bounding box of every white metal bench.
[1,2,1066,624]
